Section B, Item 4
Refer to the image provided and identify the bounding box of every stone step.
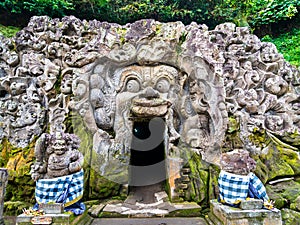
[99,201,201,218]
[91,217,208,225]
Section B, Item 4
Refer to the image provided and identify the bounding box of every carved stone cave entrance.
[3,16,299,218]
[126,118,167,204]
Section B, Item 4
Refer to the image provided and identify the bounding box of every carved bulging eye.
[155,78,170,93]
[126,79,140,93]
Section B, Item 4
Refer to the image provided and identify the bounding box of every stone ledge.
[99,201,201,218]
[209,199,282,225]
[16,213,70,225]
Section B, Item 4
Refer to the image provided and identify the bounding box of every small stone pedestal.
[207,199,282,225]
[16,203,69,225]
[16,213,70,225]
[0,168,8,225]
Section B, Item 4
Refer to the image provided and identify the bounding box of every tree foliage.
[0,0,299,30]
[0,0,74,17]
[262,28,300,67]
[212,0,299,27]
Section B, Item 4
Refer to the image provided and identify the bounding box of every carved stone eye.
[126,79,140,93]
[155,78,170,93]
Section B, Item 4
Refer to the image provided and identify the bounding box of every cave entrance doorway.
[126,117,167,204]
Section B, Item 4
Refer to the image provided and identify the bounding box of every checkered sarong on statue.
[35,169,84,207]
[218,170,269,205]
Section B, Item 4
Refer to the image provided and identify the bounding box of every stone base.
[16,213,70,225]
[91,217,208,225]
[39,203,64,214]
[207,200,282,225]
[91,201,201,218]
[239,199,263,210]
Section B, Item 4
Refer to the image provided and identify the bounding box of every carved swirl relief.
[0,16,298,171]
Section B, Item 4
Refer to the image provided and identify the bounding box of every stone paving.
[91,217,208,225]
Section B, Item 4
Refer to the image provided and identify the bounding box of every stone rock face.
[0,16,299,209]
[0,168,8,225]
[209,199,282,225]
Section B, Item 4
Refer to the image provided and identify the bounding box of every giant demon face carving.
[117,64,179,117]
[113,64,182,151]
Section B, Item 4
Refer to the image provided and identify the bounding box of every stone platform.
[90,201,201,218]
[91,217,207,225]
[207,200,282,225]
[16,213,70,225]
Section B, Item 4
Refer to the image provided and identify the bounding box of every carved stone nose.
[140,87,159,99]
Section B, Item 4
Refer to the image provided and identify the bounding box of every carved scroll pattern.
[0,16,298,164]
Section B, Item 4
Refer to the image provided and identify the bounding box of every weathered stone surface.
[88,204,105,217]
[239,199,263,210]
[101,201,201,218]
[209,199,282,225]
[0,168,8,225]
[91,217,207,225]
[220,149,256,175]
[0,16,299,209]
[39,203,64,214]
[266,180,300,210]
[290,196,300,212]
[16,213,70,225]
[281,208,300,225]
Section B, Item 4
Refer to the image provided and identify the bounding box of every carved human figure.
[46,134,83,178]
[31,132,83,180]
[218,149,271,208]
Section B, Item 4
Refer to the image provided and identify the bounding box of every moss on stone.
[253,157,269,183]
[259,144,296,181]
[99,211,128,218]
[88,168,120,199]
[0,137,37,205]
[249,129,269,149]
[290,195,300,212]
[281,208,300,225]
[70,207,93,225]
[279,146,300,175]
[227,116,239,133]
[266,180,300,209]
[184,152,210,205]
[68,112,94,199]
[208,164,220,201]
[116,27,127,44]
[167,207,202,217]
[222,115,244,151]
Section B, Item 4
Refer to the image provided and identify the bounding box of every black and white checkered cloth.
[35,169,84,207]
[218,170,269,205]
